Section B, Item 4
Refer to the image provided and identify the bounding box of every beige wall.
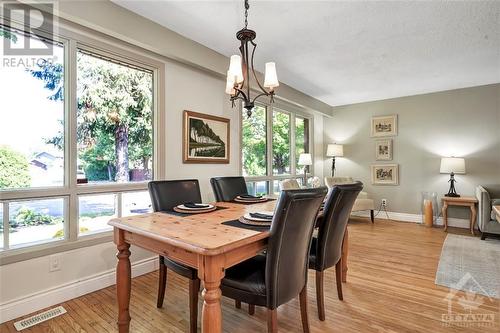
[323,84,500,217]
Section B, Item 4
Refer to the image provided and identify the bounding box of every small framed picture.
[183,110,230,164]
[371,114,398,137]
[371,164,399,186]
[375,139,393,161]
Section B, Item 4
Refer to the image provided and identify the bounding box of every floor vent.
[14,306,67,331]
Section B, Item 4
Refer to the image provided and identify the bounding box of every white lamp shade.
[440,157,466,174]
[263,62,279,89]
[225,71,235,95]
[326,144,344,157]
[228,55,244,84]
[298,153,312,166]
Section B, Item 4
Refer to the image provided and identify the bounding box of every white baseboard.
[0,256,158,324]
[352,210,471,229]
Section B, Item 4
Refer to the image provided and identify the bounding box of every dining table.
[108,199,349,333]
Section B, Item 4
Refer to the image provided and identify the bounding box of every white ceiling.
[112,0,500,107]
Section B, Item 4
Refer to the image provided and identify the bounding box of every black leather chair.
[148,180,201,333]
[221,187,328,333]
[309,181,363,321]
[210,176,248,202]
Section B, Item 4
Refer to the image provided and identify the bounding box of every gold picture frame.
[371,114,398,137]
[183,110,230,164]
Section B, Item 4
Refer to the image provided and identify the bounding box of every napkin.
[249,212,273,220]
[183,202,210,209]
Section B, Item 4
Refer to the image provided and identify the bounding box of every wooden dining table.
[108,200,349,333]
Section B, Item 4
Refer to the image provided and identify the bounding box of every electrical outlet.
[49,254,61,272]
[381,198,388,208]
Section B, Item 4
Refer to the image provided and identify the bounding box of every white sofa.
[325,176,375,223]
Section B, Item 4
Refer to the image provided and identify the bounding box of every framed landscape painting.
[375,139,393,160]
[371,164,399,185]
[371,114,398,137]
[183,110,230,164]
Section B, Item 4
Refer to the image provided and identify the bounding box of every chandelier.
[225,0,279,117]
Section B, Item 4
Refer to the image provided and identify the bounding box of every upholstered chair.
[476,185,500,240]
[148,180,201,333]
[280,178,300,190]
[309,182,363,320]
[220,187,328,333]
[210,176,248,202]
[324,176,375,223]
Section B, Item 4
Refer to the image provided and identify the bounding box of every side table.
[442,196,478,235]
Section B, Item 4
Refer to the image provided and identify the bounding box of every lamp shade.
[440,157,466,174]
[228,55,244,84]
[298,153,312,166]
[264,62,279,89]
[225,71,236,95]
[326,144,344,157]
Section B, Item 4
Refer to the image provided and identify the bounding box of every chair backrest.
[148,180,202,212]
[210,176,248,202]
[324,176,354,189]
[313,182,363,272]
[280,179,300,190]
[266,187,327,309]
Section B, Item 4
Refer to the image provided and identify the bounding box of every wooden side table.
[493,205,500,222]
[442,196,478,235]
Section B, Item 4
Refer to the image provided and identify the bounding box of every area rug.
[435,234,500,298]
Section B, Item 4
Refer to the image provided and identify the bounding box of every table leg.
[115,229,131,333]
[470,204,477,236]
[341,227,349,283]
[200,255,225,333]
[442,203,448,232]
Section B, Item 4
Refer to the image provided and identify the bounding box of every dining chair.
[148,179,202,333]
[280,178,300,190]
[220,187,328,333]
[210,176,248,201]
[309,181,363,321]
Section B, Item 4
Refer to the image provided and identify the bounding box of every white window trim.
[0,13,166,265]
[240,100,315,194]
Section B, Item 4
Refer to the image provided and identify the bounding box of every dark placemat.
[162,205,228,217]
[221,219,270,232]
[231,198,277,205]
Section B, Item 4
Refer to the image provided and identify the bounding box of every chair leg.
[235,300,241,309]
[189,278,200,333]
[248,304,255,315]
[315,271,325,321]
[335,259,344,301]
[157,256,167,308]
[299,286,310,333]
[370,209,375,223]
[267,308,277,333]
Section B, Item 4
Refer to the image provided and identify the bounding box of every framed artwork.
[371,164,399,185]
[371,114,398,137]
[375,139,393,161]
[183,110,230,164]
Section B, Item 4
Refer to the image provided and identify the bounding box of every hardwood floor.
[2,218,499,332]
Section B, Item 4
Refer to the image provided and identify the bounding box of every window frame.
[240,100,314,194]
[0,14,165,264]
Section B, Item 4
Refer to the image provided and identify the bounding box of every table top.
[108,201,276,256]
[441,196,478,203]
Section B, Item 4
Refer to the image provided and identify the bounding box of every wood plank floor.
[1,218,499,332]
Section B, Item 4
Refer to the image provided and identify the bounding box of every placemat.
[221,219,271,232]
[163,206,228,217]
[231,198,277,205]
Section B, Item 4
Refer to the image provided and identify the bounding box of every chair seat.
[162,256,198,280]
[221,254,267,307]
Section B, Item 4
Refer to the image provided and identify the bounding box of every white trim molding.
[0,257,158,324]
[352,210,471,229]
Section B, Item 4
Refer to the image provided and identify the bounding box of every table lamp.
[440,157,466,197]
[298,153,312,186]
[326,144,344,176]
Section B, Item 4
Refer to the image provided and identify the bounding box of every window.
[241,104,312,194]
[0,22,161,259]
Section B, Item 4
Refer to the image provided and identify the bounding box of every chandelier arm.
[233,86,249,101]
[251,91,271,104]
[250,40,269,94]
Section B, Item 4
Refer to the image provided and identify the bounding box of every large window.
[0,22,160,258]
[242,104,312,195]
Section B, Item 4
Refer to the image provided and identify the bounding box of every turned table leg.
[470,204,477,236]
[442,202,449,232]
[115,229,131,333]
[200,255,225,333]
[341,227,349,283]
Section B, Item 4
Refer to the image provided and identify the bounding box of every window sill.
[0,232,113,266]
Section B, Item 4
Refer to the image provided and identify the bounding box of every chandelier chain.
[244,0,249,28]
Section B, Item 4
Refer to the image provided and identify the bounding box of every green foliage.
[0,146,31,189]
[0,27,17,43]
[53,226,88,239]
[272,111,290,174]
[13,208,57,227]
[242,106,267,176]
